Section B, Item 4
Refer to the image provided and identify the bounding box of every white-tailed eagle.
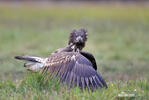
[15,28,107,90]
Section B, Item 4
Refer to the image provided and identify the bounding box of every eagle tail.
[15,56,47,72]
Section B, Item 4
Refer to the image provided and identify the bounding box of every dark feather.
[85,77,89,89]
[92,76,98,87]
[15,56,38,62]
[77,75,80,87]
[68,72,73,88]
[60,71,67,83]
[96,73,108,88]
[41,52,107,90]
[89,77,94,89]
[80,51,97,70]
[95,75,104,87]
[81,77,85,89]
[72,73,76,88]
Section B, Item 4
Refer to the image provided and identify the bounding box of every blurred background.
[0,1,149,82]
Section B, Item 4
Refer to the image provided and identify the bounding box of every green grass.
[0,73,148,100]
[0,3,149,99]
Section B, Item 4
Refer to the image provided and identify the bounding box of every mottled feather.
[40,52,107,89]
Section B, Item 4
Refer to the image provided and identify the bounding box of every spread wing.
[41,52,107,90]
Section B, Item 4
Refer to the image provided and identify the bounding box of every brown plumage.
[15,28,107,90]
[41,52,107,89]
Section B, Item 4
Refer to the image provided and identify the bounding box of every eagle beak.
[76,36,83,43]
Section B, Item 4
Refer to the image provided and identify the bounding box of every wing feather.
[60,71,67,83]
[95,75,103,87]
[72,72,76,88]
[68,72,73,88]
[77,75,80,87]
[85,77,89,89]
[92,76,98,87]
[41,52,107,90]
[89,77,94,89]
[81,77,85,89]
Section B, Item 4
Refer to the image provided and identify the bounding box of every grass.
[0,73,148,100]
[0,74,149,100]
[0,3,149,99]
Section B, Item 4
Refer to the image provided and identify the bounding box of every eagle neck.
[69,43,82,52]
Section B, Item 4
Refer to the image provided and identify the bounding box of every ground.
[0,2,149,100]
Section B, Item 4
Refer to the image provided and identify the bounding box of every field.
[0,2,149,100]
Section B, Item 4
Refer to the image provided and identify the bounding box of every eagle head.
[69,28,87,50]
